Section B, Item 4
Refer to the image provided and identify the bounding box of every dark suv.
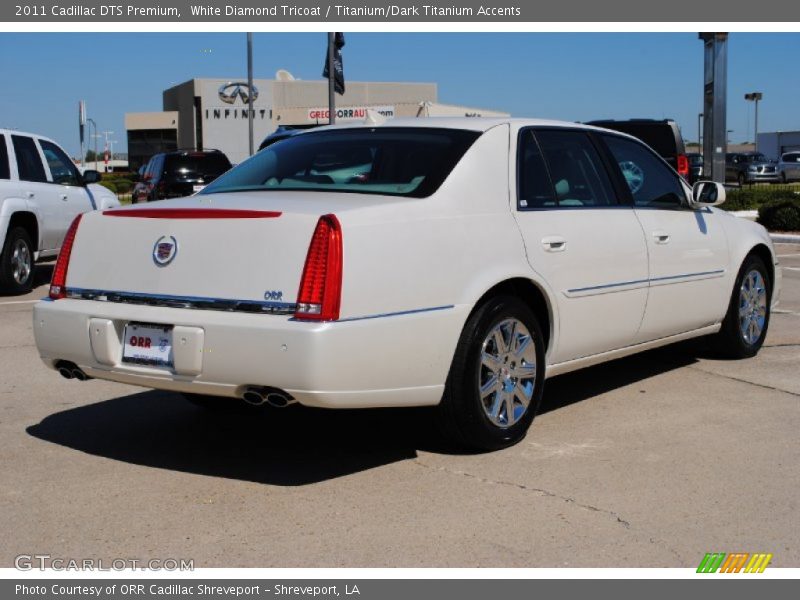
[585,119,689,181]
[133,149,232,202]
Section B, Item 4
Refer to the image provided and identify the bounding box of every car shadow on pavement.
[26,340,704,485]
[540,339,703,414]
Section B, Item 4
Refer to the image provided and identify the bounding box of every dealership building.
[125,73,509,170]
[757,130,800,160]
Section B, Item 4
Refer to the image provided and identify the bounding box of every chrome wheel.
[739,269,767,345]
[10,238,31,285]
[478,318,537,428]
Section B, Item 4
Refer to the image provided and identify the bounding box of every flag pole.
[327,32,335,125]
[247,32,254,156]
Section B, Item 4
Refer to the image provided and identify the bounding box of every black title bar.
[4,1,800,22]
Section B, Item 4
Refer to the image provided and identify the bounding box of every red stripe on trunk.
[103,208,282,219]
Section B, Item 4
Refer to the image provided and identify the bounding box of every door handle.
[26,191,35,199]
[541,236,567,252]
[652,231,670,244]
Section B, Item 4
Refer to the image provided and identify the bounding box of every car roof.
[291,117,644,139]
[0,128,57,145]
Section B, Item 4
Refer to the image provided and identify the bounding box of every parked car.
[132,149,232,202]
[0,128,119,294]
[258,125,316,152]
[687,152,704,184]
[725,152,780,186]
[777,151,800,183]
[33,118,780,450]
[584,118,690,181]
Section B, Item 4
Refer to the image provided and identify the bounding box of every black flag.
[323,32,345,95]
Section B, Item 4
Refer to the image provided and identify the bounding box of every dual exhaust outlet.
[55,360,90,381]
[241,386,296,408]
[55,360,294,409]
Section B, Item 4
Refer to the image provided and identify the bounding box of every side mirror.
[82,170,102,184]
[690,181,726,207]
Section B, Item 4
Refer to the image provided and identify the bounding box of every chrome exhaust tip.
[242,389,267,406]
[242,386,296,408]
[55,360,89,381]
[265,393,292,408]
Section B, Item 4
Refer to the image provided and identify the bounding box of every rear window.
[688,154,703,166]
[0,136,9,179]
[164,153,232,178]
[11,135,47,183]
[200,127,481,198]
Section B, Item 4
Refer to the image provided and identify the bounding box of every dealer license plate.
[122,323,174,367]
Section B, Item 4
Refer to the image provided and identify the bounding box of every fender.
[715,208,779,302]
[0,197,42,256]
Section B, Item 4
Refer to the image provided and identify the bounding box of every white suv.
[0,129,119,293]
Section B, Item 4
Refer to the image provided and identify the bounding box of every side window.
[535,130,616,207]
[39,140,81,186]
[602,135,687,209]
[0,136,9,180]
[11,135,47,183]
[517,131,555,208]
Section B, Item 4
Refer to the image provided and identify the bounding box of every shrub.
[99,181,117,194]
[758,199,800,231]
[112,178,133,194]
[722,185,800,211]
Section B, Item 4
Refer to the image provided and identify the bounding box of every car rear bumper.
[33,298,468,408]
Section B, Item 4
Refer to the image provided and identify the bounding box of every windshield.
[200,127,481,198]
[165,154,232,178]
[744,153,767,163]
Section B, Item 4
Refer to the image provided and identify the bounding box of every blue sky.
[1,32,797,157]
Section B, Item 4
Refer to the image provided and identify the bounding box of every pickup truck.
[0,129,119,293]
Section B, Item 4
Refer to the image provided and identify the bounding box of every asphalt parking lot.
[1,245,798,568]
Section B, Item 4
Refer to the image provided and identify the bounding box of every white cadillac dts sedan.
[33,118,781,450]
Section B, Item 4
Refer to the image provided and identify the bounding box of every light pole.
[745,92,763,150]
[87,118,98,171]
[102,131,113,172]
[697,113,703,147]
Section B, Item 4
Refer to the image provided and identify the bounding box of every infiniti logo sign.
[218,82,258,105]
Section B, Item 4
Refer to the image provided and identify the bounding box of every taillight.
[677,154,690,179]
[295,214,343,321]
[49,214,83,300]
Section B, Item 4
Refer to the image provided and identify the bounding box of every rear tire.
[711,254,771,358]
[437,296,545,451]
[0,227,35,295]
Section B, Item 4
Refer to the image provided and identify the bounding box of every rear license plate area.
[122,322,174,368]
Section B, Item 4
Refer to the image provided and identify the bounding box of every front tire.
[712,254,771,358]
[0,227,35,294]
[437,296,545,451]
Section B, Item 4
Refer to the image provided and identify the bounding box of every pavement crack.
[412,458,631,529]
[688,366,800,398]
